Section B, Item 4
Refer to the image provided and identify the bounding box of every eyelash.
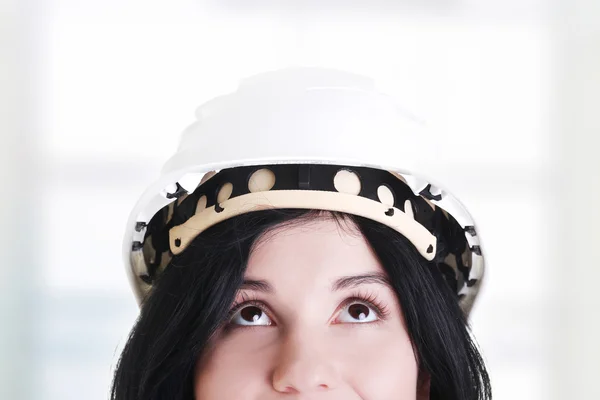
[340,289,391,322]
[224,292,265,332]
[226,291,262,321]
[225,289,391,329]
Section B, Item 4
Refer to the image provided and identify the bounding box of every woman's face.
[194,217,428,399]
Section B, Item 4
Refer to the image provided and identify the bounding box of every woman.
[112,67,491,399]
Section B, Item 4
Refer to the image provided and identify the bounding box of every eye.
[336,301,379,323]
[229,303,273,326]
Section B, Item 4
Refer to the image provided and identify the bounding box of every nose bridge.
[272,326,340,393]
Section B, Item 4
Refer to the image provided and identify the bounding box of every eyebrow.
[239,279,273,293]
[331,272,392,292]
[240,272,392,293]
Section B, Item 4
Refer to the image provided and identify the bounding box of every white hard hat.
[122,66,485,314]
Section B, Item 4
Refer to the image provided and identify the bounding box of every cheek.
[334,326,419,399]
[194,330,278,400]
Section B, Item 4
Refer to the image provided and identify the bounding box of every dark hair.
[111,208,491,399]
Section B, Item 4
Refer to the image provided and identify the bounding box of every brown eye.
[337,301,378,323]
[230,304,272,326]
[241,306,262,322]
[349,304,370,320]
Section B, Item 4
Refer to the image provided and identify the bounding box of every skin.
[194,217,430,399]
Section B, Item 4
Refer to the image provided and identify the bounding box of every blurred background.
[1,0,599,399]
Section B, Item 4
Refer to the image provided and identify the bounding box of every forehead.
[245,217,385,287]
